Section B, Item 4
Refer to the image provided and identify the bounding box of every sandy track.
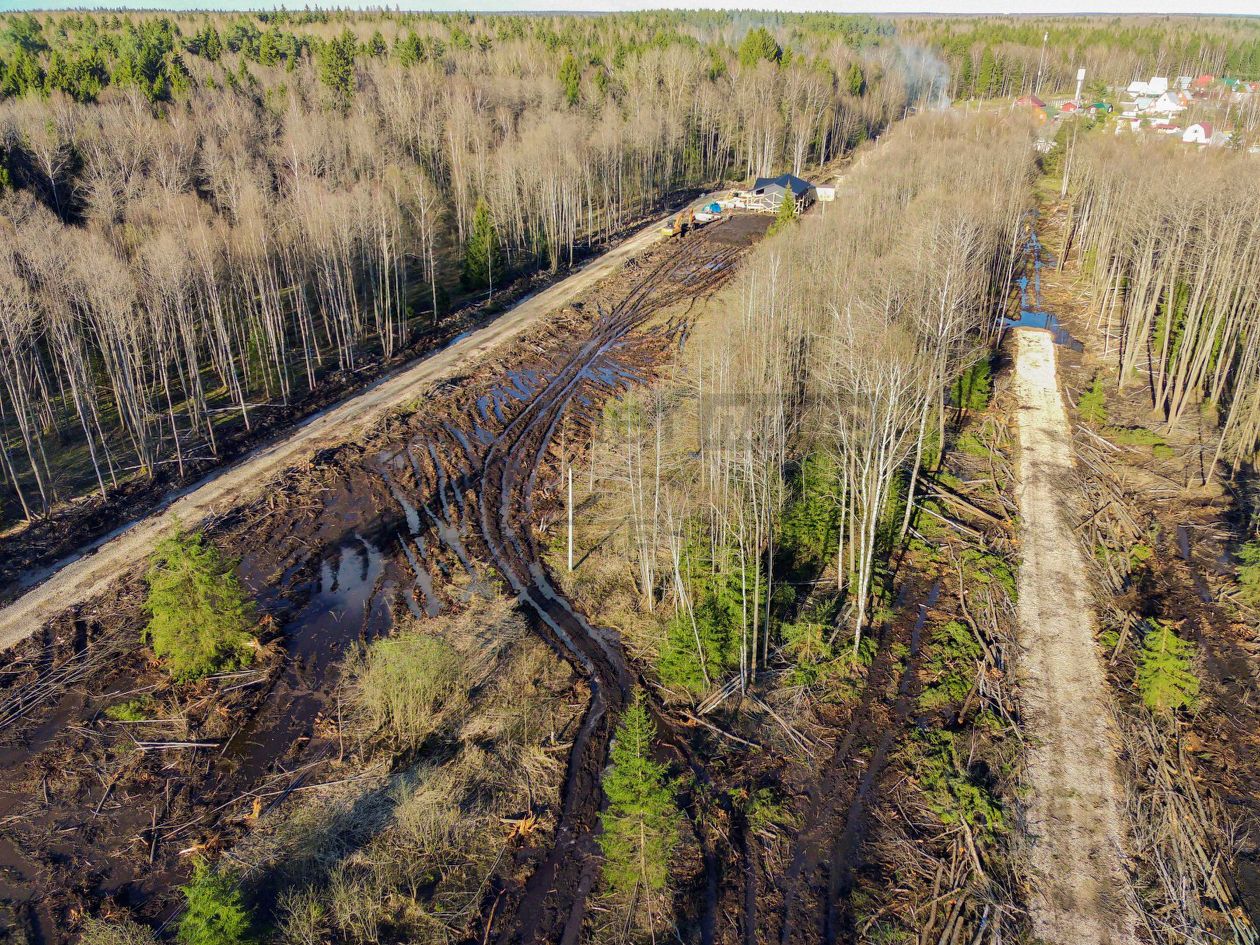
[1012,329,1139,945]
[0,214,673,652]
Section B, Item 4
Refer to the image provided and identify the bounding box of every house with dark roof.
[744,173,815,213]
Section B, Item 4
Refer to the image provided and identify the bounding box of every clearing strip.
[0,214,675,652]
[1011,328,1139,945]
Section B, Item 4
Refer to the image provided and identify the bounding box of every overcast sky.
[2,0,1258,16]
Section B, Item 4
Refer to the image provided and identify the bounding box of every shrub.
[1235,539,1260,606]
[918,620,981,711]
[960,547,1017,600]
[953,430,992,459]
[1136,620,1199,714]
[1103,425,1173,459]
[949,356,992,412]
[346,632,463,749]
[177,860,255,945]
[912,729,1004,842]
[143,528,257,681]
[599,696,681,898]
[746,787,794,835]
[1076,375,1108,425]
[79,917,160,945]
[105,696,156,722]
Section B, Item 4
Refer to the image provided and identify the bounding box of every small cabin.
[743,174,816,214]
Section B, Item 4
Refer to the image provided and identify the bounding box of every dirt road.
[1011,328,1139,945]
[0,214,675,653]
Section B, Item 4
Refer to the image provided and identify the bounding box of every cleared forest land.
[1028,131,1260,943]
[5,10,1260,945]
[0,209,772,943]
[0,208,678,652]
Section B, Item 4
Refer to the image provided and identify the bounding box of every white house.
[1126,76,1170,98]
[1144,92,1186,116]
[1182,122,1213,144]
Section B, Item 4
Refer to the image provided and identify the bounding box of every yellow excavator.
[660,208,697,238]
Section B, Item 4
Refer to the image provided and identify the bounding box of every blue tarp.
[707,202,721,213]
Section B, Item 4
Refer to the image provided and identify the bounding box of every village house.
[740,174,816,213]
[1127,76,1169,97]
[1182,122,1213,145]
[1143,91,1187,116]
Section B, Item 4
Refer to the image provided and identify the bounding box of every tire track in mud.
[0,220,762,942]
[383,227,758,944]
[774,579,939,945]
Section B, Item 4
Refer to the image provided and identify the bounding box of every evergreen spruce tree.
[143,527,257,681]
[177,860,255,945]
[1136,620,1199,714]
[462,199,501,294]
[769,191,797,235]
[559,53,582,106]
[1235,540,1260,606]
[846,61,865,96]
[599,695,681,901]
[1076,376,1108,425]
[317,29,356,111]
[737,27,781,69]
[978,47,998,98]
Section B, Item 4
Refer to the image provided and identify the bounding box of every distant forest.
[901,16,1260,100]
[1,9,1258,528]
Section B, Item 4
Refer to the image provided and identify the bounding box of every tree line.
[899,15,1260,101]
[1062,133,1260,476]
[0,10,922,525]
[590,110,1034,703]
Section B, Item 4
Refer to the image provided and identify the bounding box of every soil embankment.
[1011,328,1138,945]
[0,212,673,653]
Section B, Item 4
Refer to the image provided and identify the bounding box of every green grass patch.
[1103,425,1174,459]
[953,430,993,459]
[105,696,157,722]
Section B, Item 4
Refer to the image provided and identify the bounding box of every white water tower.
[1075,68,1086,103]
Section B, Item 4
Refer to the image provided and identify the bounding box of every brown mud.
[0,215,768,944]
[771,578,938,945]
[0,195,707,608]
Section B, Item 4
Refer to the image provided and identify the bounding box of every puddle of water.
[400,538,442,618]
[1002,225,1084,351]
[226,536,390,781]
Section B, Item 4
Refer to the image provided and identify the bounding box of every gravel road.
[1012,328,1139,945]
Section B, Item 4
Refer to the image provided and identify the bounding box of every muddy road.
[0,208,686,654]
[0,216,768,942]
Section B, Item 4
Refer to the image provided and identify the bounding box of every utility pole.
[1035,31,1048,96]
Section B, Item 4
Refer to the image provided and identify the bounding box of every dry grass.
[229,596,578,944]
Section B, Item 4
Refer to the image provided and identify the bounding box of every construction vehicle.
[659,207,700,238]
